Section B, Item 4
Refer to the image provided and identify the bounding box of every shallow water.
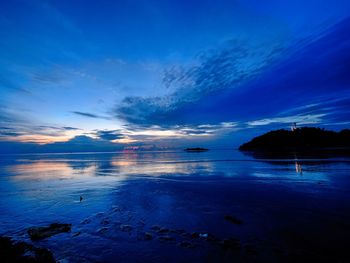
[0,150,350,262]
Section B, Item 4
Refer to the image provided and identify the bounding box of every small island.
[239,127,350,155]
[185,147,209,152]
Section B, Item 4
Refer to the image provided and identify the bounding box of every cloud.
[0,131,22,137]
[30,70,67,85]
[0,110,82,143]
[63,126,81,131]
[0,135,124,154]
[0,106,83,144]
[71,111,108,119]
[95,130,125,141]
[38,125,81,131]
[0,73,30,93]
[116,39,283,126]
[247,114,326,127]
[0,106,27,126]
[118,122,239,144]
[276,96,350,127]
[116,17,350,133]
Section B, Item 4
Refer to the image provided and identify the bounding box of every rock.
[112,206,122,213]
[97,227,109,234]
[127,213,133,221]
[244,244,259,255]
[157,227,169,234]
[191,232,200,239]
[72,231,81,237]
[144,232,153,240]
[138,219,146,226]
[185,148,209,152]
[174,229,186,235]
[199,233,208,238]
[95,212,104,217]
[224,215,243,225]
[181,232,191,238]
[158,235,175,242]
[151,225,161,231]
[120,224,133,232]
[0,236,55,262]
[196,232,218,242]
[35,249,55,263]
[179,241,196,248]
[28,223,71,240]
[100,219,110,225]
[205,234,220,243]
[57,259,69,263]
[220,238,240,250]
[80,218,91,225]
[137,232,153,241]
[272,247,284,256]
[113,221,122,226]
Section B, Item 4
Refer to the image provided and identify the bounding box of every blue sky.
[1,0,350,151]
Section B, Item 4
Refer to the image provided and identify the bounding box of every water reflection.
[295,160,303,174]
[3,151,347,190]
[293,152,303,174]
[5,151,217,183]
[8,161,97,180]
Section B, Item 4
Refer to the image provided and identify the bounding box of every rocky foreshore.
[0,236,56,263]
[0,223,72,262]
[27,223,71,241]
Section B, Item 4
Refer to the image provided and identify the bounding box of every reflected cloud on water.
[7,161,96,181]
[4,151,217,184]
[2,151,348,191]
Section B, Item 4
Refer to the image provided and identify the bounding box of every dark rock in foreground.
[239,127,350,154]
[185,147,209,152]
[137,232,153,241]
[224,215,243,225]
[179,241,196,248]
[0,236,55,263]
[158,235,176,242]
[27,223,71,240]
[220,238,241,251]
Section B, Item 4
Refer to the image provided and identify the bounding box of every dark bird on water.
[80,196,83,202]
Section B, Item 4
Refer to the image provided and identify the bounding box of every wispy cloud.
[0,130,22,137]
[116,39,283,126]
[71,111,110,120]
[0,108,82,143]
[117,122,239,144]
[0,73,31,93]
[63,126,81,131]
[247,114,326,127]
[95,130,125,141]
[116,17,350,135]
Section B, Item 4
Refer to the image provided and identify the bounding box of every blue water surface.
[0,150,350,262]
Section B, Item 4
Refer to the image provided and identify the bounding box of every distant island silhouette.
[185,147,209,152]
[239,127,350,154]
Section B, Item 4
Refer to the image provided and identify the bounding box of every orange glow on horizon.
[2,134,74,144]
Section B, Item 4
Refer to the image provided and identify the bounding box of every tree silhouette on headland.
[239,127,350,151]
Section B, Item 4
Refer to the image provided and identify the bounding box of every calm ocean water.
[1,150,350,262]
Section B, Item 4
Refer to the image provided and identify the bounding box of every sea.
[0,150,349,262]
